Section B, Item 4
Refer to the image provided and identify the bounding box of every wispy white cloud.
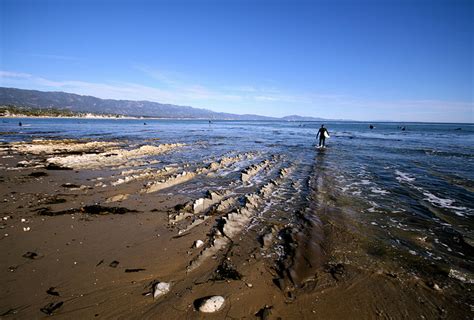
[0,68,316,115]
[133,65,184,86]
[0,71,34,79]
[133,65,250,102]
[254,95,280,101]
[0,70,249,108]
[0,70,175,102]
[0,69,471,122]
[134,65,309,104]
[223,85,258,93]
[29,53,80,61]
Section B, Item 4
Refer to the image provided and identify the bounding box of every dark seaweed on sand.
[125,268,146,273]
[22,251,38,259]
[46,163,73,170]
[28,171,48,177]
[109,260,120,268]
[46,287,60,297]
[81,205,137,215]
[35,205,138,216]
[213,261,242,281]
[40,301,63,315]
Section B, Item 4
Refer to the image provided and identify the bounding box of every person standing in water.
[316,124,329,148]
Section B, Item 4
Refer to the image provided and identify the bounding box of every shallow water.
[2,118,473,277]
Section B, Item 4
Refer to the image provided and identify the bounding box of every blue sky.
[1,0,472,122]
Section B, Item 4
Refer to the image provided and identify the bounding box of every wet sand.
[0,139,471,319]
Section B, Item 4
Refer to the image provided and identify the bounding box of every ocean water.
[1,118,473,275]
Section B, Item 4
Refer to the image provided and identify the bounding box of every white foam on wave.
[370,187,390,195]
[422,190,468,216]
[395,170,415,183]
[396,172,471,217]
[449,269,474,284]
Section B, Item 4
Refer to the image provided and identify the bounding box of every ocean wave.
[370,187,390,195]
[422,190,468,217]
[395,170,416,183]
[449,268,474,284]
[421,148,474,158]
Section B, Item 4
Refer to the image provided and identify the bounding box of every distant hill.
[281,115,326,121]
[0,87,327,121]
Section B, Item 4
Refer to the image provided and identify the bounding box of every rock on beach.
[198,295,225,313]
[153,282,171,299]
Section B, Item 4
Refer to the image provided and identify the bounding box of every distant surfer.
[369,124,374,129]
[18,121,22,127]
[316,124,330,148]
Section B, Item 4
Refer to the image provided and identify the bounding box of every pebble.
[198,296,225,313]
[195,240,204,248]
[23,227,30,232]
[153,282,171,299]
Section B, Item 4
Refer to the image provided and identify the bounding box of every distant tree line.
[0,104,122,118]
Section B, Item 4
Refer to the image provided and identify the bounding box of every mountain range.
[0,87,326,121]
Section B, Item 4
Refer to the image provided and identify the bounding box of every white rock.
[198,296,225,313]
[106,193,130,203]
[153,282,171,299]
[23,227,30,232]
[449,269,474,284]
[195,240,204,248]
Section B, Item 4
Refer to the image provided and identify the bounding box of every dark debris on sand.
[109,260,120,268]
[43,197,67,205]
[213,260,242,281]
[35,207,76,216]
[325,263,345,281]
[46,287,60,297]
[81,205,138,215]
[35,205,138,216]
[40,302,63,315]
[46,163,72,170]
[61,183,80,188]
[125,268,146,273]
[22,251,39,259]
[255,305,273,320]
[28,171,48,177]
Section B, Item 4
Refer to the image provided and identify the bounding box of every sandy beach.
[0,136,471,319]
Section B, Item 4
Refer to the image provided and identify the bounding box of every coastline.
[2,114,146,120]
[3,115,473,124]
[2,115,259,121]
